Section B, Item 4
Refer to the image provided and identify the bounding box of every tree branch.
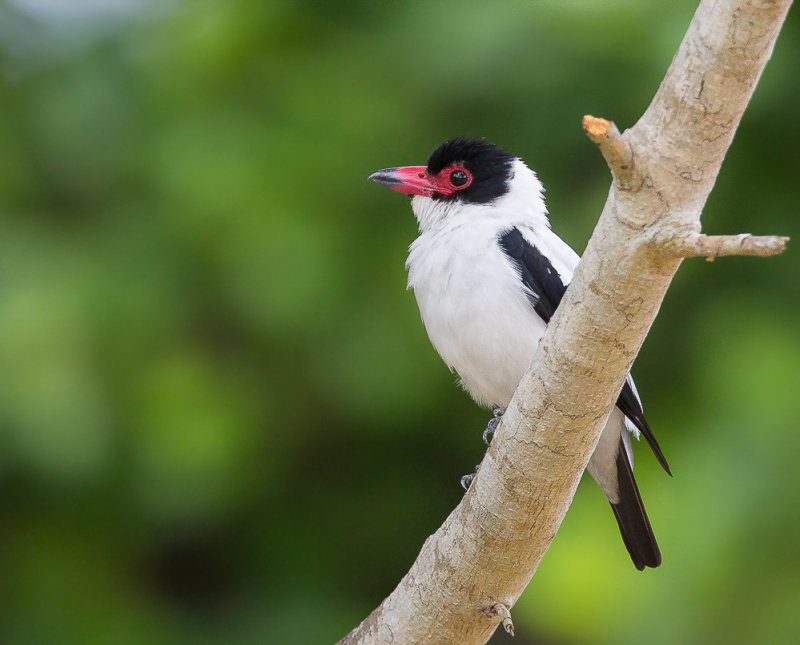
[581,115,634,187]
[670,232,789,260]
[340,1,792,643]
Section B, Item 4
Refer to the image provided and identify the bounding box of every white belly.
[407,222,548,407]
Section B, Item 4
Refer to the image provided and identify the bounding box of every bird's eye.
[449,169,469,187]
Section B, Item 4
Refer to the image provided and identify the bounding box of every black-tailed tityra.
[367,137,670,570]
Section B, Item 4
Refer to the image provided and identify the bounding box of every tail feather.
[610,439,661,570]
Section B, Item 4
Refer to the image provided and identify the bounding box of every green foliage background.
[0,1,798,644]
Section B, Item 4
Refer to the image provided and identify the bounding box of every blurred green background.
[0,1,797,644]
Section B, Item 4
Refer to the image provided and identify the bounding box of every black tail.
[610,440,661,570]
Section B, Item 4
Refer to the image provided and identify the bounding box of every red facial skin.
[367,164,473,197]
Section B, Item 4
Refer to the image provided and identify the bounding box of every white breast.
[407,219,575,408]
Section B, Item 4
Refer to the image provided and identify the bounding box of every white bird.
[368,137,670,570]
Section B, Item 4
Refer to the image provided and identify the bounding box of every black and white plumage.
[368,137,669,570]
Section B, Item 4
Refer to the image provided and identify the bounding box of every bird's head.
[368,137,548,231]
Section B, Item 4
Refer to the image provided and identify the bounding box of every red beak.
[367,166,451,197]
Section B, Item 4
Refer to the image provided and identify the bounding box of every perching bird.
[367,137,670,570]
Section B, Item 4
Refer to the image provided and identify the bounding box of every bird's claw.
[460,464,480,491]
[482,418,500,444]
[465,408,507,488]
[482,406,507,445]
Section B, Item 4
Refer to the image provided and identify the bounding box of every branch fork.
[583,116,789,261]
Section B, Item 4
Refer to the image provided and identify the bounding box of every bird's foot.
[463,408,507,489]
[460,464,480,491]
[482,406,507,445]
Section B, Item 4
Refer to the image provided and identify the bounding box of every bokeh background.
[0,1,798,643]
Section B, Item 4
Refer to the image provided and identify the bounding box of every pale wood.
[339,1,792,643]
[672,232,789,259]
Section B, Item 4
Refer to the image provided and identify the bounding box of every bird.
[367,137,670,570]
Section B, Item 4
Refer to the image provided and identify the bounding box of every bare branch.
[671,232,789,260]
[340,2,792,644]
[582,115,634,185]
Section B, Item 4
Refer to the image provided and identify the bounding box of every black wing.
[498,227,670,474]
[498,227,566,322]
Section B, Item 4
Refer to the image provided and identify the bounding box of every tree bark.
[339,1,792,643]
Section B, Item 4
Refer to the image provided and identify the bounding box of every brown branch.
[673,232,789,260]
[340,2,792,643]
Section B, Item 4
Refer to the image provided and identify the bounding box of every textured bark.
[339,1,792,643]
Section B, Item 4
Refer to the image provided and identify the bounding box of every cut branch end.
[485,603,515,637]
[582,115,633,183]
